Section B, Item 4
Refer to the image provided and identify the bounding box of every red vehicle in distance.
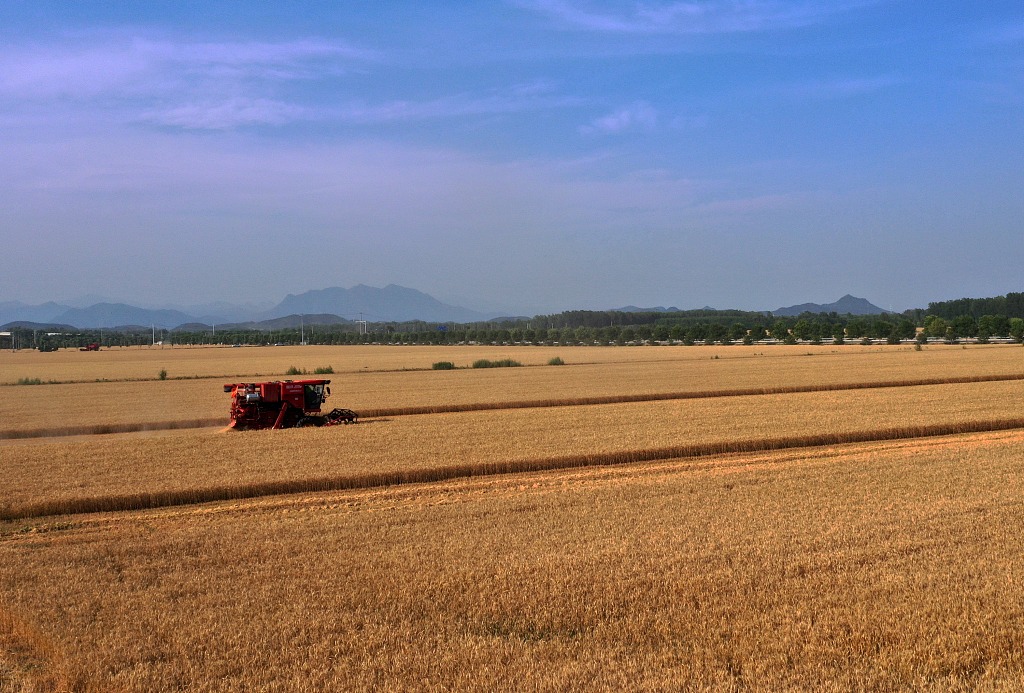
[223,379,357,430]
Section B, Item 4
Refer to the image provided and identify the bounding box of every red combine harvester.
[80,343,100,351]
[223,379,357,430]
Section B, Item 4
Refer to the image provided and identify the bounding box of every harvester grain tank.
[223,379,357,430]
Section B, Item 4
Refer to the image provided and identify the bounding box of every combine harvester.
[223,379,357,430]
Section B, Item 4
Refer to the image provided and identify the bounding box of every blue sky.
[1,1,1021,314]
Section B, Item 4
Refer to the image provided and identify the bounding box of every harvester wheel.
[296,417,321,428]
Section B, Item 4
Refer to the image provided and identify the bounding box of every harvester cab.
[223,378,357,430]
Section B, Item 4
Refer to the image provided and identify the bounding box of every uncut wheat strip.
[5,417,1024,521]
[362,372,1024,417]
[5,371,1024,440]
[3,378,1023,516]
[35,429,1022,533]
[1,432,1023,691]
[4,344,1022,434]
[8,420,1020,520]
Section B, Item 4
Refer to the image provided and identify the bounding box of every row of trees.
[917,292,1024,321]
[12,319,1023,352]
[922,315,1024,341]
[8,308,1024,351]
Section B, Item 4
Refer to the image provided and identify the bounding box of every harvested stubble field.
[1,431,1023,691]
[2,344,1024,690]
[2,344,1023,437]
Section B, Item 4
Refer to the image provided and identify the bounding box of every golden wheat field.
[4,378,1024,520]
[2,343,738,384]
[2,342,1020,385]
[3,432,1024,691]
[3,344,1023,436]
[2,343,1024,691]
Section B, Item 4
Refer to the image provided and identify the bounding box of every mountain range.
[0,287,893,330]
[0,284,494,330]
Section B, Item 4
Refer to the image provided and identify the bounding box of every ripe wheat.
[2,431,1023,690]
[3,379,1023,519]
[3,344,1022,437]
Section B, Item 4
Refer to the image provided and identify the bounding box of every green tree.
[925,316,949,339]
[792,319,822,342]
[705,324,727,344]
[979,314,1010,337]
[770,319,792,340]
[1009,318,1024,342]
[845,319,867,339]
[951,315,978,339]
[895,319,917,341]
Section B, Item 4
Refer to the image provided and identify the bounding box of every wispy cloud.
[0,36,368,100]
[0,35,374,130]
[142,98,309,129]
[518,0,877,35]
[334,85,579,125]
[581,101,658,135]
[782,74,902,99]
[0,36,578,130]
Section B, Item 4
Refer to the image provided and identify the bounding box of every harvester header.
[224,378,357,430]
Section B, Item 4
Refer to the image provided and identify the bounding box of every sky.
[1,1,1022,315]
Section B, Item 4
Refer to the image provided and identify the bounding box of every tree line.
[8,292,1024,350]
[12,313,1024,350]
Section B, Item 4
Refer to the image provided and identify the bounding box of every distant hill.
[52,303,195,330]
[217,314,352,331]
[2,288,901,329]
[0,320,78,332]
[0,286,494,329]
[0,301,72,325]
[613,305,681,313]
[270,284,492,323]
[774,295,889,317]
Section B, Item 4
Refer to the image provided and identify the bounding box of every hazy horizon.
[3,284,901,319]
[2,2,1022,315]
